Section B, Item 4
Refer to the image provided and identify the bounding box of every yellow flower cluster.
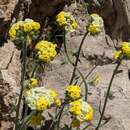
[69,99,94,127]
[25,87,60,111]
[35,40,57,62]
[56,11,77,32]
[114,42,130,60]
[87,13,103,35]
[9,19,40,40]
[30,113,43,126]
[66,85,81,101]
[36,97,48,111]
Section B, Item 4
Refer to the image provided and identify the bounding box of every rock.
[0,41,21,130]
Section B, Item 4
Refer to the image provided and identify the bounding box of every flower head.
[56,11,77,32]
[25,87,60,111]
[69,99,94,124]
[35,40,57,62]
[114,42,130,60]
[66,85,81,101]
[114,50,122,60]
[36,97,48,111]
[87,13,103,35]
[9,19,40,40]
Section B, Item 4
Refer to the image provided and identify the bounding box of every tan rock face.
[0,42,21,130]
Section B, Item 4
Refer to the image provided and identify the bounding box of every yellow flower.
[31,22,41,31]
[69,100,94,122]
[50,90,57,99]
[71,119,81,128]
[23,22,33,32]
[8,19,40,41]
[84,104,94,121]
[25,87,60,110]
[56,11,67,26]
[88,22,101,35]
[87,13,103,35]
[35,40,57,62]
[114,50,122,60]
[36,97,48,111]
[66,85,81,100]
[56,11,77,32]
[30,113,43,126]
[9,28,16,39]
[121,42,130,57]
[69,100,82,116]
[55,99,61,107]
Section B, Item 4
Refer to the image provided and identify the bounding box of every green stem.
[69,31,88,85]
[31,63,39,78]
[63,30,88,100]
[95,61,122,130]
[57,103,66,130]
[77,68,88,101]
[56,31,88,130]
[15,41,27,130]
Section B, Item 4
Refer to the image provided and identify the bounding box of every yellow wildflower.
[84,104,94,121]
[69,100,82,116]
[69,99,94,122]
[36,97,48,111]
[87,13,103,35]
[31,21,41,31]
[121,42,130,56]
[50,90,57,99]
[35,40,57,62]
[9,19,40,41]
[56,11,67,26]
[114,50,122,60]
[9,28,16,40]
[56,11,77,32]
[88,22,101,35]
[66,85,81,100]
[25,87,59,111]
[23,22,33,32]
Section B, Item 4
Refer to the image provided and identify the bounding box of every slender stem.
[56,103,66,130]
[63,30,88,100]
[15,41,27,129]
[69,31,88,85]
[56,31,88,130]
[31,63,39,78]
[48,102,66,130]
[95,61,121,130]
[77,68,88,101]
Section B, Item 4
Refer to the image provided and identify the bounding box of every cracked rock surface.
[0,42,21,130]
